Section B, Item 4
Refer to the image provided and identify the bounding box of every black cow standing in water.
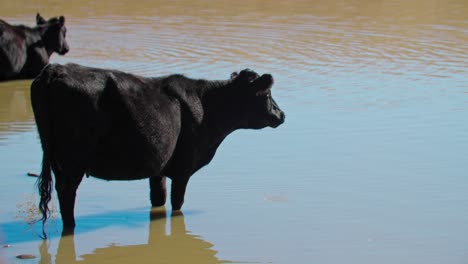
[31,63,285,235]
[0,14,69,81]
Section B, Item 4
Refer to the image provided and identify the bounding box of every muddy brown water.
[0,0,467,263]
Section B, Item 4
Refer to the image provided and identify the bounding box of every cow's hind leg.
[54,167,84,234]
[150,176,167,207]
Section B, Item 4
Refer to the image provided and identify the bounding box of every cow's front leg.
[171,176,190,210]
[150,175,167,207]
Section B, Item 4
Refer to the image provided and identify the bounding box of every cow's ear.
[36,13,46,25]
[59,16,65,26]
[252,74,274,96]
[166,84,203,124]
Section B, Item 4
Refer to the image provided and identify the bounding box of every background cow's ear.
[166,85,204,124]
[59,16,65,26]
[36,13,46,25]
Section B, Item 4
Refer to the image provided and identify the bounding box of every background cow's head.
[37,13,70,56]
[230,69,285,129]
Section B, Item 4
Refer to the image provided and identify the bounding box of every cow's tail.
[31,64,55,238]
[37,147,52,238]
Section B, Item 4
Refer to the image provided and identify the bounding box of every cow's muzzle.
[59,43,70,55]
[269,99,285,128]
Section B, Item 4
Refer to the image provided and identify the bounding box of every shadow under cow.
[1,207,222,260]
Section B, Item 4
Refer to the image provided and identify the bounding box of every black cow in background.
[31,63,285,236]
[0,13,69,81]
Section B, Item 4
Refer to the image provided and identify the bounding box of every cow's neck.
[17,26,49,78]
[33,25,55,57]
[199,80,241,148]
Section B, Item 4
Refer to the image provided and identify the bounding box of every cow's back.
[32,64,182,180]
[0,20,27,79]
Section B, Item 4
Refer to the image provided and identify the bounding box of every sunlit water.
[0,0,467,263]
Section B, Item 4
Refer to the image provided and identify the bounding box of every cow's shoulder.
[162,74,204,124]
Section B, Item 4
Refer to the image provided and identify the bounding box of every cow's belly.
[88,168,154,181]
[85,136,166,181]
[86,151,159,181]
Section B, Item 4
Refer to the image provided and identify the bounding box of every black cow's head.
[230,69,285,129]
[37,13,70,56]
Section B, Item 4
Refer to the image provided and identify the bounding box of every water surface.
[0,1,467,263]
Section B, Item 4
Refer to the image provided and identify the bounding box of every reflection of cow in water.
[38,209,226,264]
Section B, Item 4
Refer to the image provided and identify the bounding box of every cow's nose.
[61,45,70,55]
[279,111,286,123]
